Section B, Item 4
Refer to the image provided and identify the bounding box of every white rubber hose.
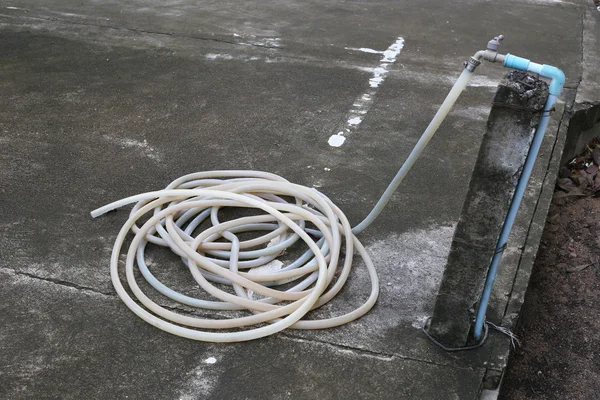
[91,69,473,342]
[91,171,378,342]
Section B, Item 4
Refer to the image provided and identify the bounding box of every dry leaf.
[566,263,593,273]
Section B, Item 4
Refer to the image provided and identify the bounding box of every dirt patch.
[500,163,600,397]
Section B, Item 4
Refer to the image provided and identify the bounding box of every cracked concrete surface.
[1,267,114,296]
[0,0,594,399]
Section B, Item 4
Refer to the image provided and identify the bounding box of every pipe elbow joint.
[540,65,565,95]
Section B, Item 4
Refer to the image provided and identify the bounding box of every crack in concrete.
[1,267,114,296]
[279,332,480,371]
[1,268,231,320]
[0,271,482,371]
[0,13,282,50]
[281,333,394,361]
[0,266,244,321]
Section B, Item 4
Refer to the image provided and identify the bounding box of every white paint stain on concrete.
[327,131,346,147]
[328,134,346,147]
[344,47,384,54]
[102,135,162,162]
[449,105,491,121]
[368,67,388,88]
[328,37,404,147]
[204,53,262,62]
[205,53,234,60]
[468,75,500,88]
[204,357,217,364]
[521,0,577,4]
[347,116,362,125]
[381,39,405,63]
[401,70,498,90]
[177,364,219,399]
[42,9,111,21]
[240,37,281,48]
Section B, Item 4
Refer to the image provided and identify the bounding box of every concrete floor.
[0,1,594,399]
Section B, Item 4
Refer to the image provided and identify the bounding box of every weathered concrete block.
[427,72,549,347]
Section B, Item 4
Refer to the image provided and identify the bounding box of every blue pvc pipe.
[473,56,564,340]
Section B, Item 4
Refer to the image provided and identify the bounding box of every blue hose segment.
[473,94,558,340]
[541,65,566,95]
[503,53,530,71]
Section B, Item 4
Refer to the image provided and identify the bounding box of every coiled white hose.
[91,171,377,342]
[91,69,473,342]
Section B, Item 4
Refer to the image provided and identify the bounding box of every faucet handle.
[487,35,504,51]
